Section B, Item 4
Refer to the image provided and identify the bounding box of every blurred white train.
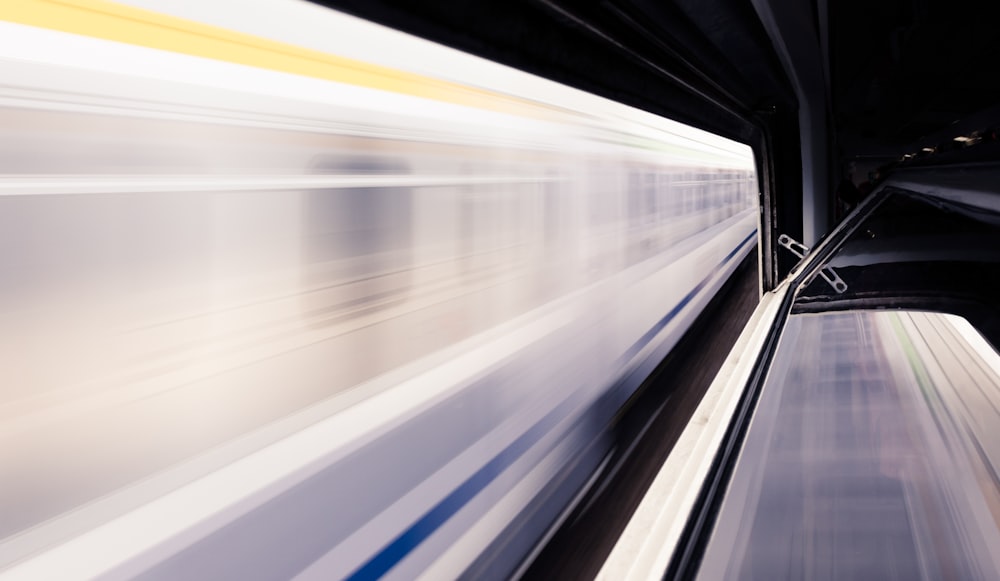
[0,1,756,579]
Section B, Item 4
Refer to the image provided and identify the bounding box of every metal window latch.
[777,234,848,294]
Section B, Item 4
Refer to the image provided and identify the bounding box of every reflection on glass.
[698,311,1000,580]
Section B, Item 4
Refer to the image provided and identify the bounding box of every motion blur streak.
[699,311,1000,580]
[0,1,756,579]
[0,0,514,113]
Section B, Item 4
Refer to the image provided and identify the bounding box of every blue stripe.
[617,230,756,366]
[345,229,756,580]
[346,397,578,580]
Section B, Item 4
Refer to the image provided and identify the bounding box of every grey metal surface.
[698,310,1000,580]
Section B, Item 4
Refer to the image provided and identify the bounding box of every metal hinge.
[778,234,848,294]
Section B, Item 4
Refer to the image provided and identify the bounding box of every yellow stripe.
[0,0,551,119]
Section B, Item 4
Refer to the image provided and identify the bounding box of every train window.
[0,1,760,574]
[588,165,620,226]
[307,155,412,269]
[304,154,413,316]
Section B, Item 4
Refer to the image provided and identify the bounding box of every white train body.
[0,2,756,579]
